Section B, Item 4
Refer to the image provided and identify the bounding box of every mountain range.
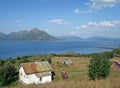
[86,36,120,41]
[0,28,120,41]
[57,36,120,41]
[57,35,83,41]
[0,28,57,41]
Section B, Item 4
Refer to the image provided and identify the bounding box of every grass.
[7,56,120,88]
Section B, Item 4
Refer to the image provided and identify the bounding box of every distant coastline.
[98,46,116,49]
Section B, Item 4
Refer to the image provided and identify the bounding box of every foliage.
[7,57,16,64]
[0,59,5,66]
[112,48,120,54]
[19,57,30,63]
[41,57,51,64]
[88,55,111,80]
[57,52,81,57]
[47,58,52,64]
[0,63,18,87]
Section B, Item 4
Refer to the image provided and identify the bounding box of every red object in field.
[61,71,68,79]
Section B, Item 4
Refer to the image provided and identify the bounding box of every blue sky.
[0,0,120,38]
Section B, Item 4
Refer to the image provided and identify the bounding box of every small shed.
[63,59,72,65]
[19,61,53,84]
[112,59,120,70]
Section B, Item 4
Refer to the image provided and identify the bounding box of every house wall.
[42,75,52,83]
[19,67,52,84]
[34,75,52,84]
[19,67,36,84]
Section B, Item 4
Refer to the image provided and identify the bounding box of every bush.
[0,63,18,87]
[88,55,111,80]
[0,59,5,66]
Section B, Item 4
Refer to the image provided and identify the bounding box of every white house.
[19,61,53,84]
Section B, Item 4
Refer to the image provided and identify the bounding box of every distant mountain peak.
[30,28,41,32]
[0,28,57,41]
[0,31,5,34]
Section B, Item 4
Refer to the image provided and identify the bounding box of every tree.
[20,57,29,63]
[0,59,5,66]
[44,57,51,64]
[0,63,18,87]
[7,57,16,64]
[88,55,111,80]
[16,56,21,60]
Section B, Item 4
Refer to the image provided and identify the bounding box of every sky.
[0,0,120,38]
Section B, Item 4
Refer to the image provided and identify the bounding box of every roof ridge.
[20,61,52,75]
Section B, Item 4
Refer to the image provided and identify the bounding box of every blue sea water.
[0,40,120,59]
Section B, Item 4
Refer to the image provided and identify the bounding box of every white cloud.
[73,0,120,15]
[113,20,120,24]
[74,8,93,14]
[76,20,120,30]
[49,19,69,25]
[15,20,24,28]
[74,8,81,14]
[65,22,69,25]
[88,0,120,10]
[99,21,115,27]
[70,31,75,36]
[75,20,120,38]
[15,20,21,23]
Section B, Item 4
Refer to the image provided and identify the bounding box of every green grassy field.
[8,56,120,88]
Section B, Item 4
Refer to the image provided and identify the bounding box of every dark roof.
[20,61,52,75]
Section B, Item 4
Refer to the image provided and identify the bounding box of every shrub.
[0,63,18,87]
[88,55,111,80]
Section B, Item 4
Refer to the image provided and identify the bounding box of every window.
[40,77,42,81]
